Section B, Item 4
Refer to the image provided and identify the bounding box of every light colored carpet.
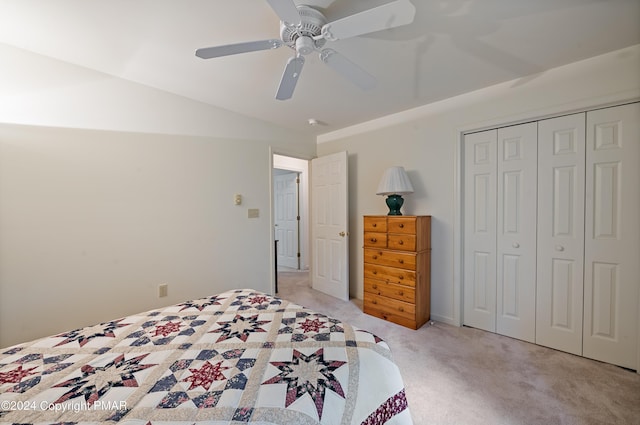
[277,271,640,425]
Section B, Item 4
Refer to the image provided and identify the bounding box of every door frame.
[270,152,311,290]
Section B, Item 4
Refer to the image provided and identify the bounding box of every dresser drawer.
[364,278,415,303]
[364,216,387,232]
[364,293,416,324]
[363,248,416,270]
[387,233,416,251]
[363,232,387,248]
[388,217,416,234]
[364,263,416,286]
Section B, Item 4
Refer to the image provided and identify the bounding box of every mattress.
[0,289,412,424]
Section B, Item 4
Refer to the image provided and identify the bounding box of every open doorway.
[273,154,310,291]
[272,151,349,299]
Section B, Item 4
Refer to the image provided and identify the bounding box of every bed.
[0,289,412,424]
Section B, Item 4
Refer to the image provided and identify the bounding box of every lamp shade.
[376,166,414,195]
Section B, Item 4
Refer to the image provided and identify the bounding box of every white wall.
[317,45,640,325]
[0,44,315,348]
[0,43,308,144]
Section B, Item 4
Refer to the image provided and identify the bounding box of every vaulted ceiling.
[1,0,639,136]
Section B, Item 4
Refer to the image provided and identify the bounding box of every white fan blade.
[276,56,305,100]
[321,0,416,41]
[265,0,301,26]
[319,49,376,90]
[196,39,282,59]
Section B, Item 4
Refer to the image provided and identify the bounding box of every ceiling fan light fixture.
[295,36,315,56]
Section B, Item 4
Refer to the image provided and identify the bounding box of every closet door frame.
[458,101,639,373]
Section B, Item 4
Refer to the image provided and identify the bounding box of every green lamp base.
[385,194,405,215]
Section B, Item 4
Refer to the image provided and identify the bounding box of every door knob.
[339,231,346,237]
[555,245,564,251]
[512,242,520,248]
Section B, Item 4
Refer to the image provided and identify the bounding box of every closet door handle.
[512,242,520,248]
[555,245,564,252]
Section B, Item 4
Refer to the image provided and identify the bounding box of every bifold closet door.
[464,123,537,342]
[495,123,537,342]
[464,130,497,333]
[536,113,586,355]
[583,103,640,369]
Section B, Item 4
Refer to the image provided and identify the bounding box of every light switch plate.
[248,208,259,218]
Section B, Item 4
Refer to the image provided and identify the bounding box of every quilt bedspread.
[0,289,412,424]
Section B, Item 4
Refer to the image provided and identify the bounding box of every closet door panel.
[496,123,537,342]
[536,113,585,355]
[464,130,497,332]
[584,103,639,369]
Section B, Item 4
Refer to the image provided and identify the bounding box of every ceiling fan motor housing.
[280,5,327,53]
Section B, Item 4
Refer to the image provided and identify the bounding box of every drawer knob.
[370,238,377,243]
[372,255,378,260]
[399,223,404,228]
[372,223,377,227]
[399,275,404,280]
[373,270,377,275]
[399,307,404,312]
[372,300,377,305]
[399,259,404,264]
[372,284,377,289]
[399,291,404,296]
[398,240,404,245]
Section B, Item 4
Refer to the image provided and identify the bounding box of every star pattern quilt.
[0,289,413,424]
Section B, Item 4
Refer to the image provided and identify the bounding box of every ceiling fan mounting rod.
[280,5,327,49]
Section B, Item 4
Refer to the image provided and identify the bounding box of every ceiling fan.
[195,0,416,100]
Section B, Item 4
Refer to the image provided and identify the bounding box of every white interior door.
[311,151,349,301]
[583,103,640,369]
[463,130,497,332]
[536,113,586,355]
[496,123,537,342]
[274,172,299,269]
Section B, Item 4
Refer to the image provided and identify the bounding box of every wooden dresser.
[363,215,431,329]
